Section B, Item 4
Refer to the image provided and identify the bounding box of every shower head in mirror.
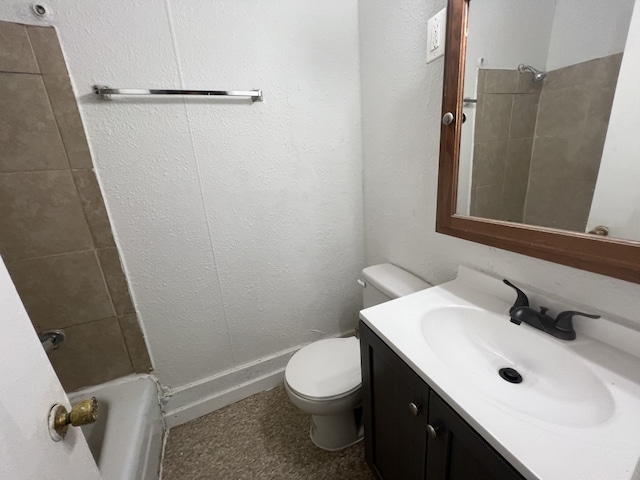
[517,64,547,82]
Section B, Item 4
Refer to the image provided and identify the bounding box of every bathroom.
[2,0,640,478]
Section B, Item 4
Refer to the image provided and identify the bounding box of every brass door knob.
[50,397,99,440]
[427,424,439,439]
[408,402,421,416]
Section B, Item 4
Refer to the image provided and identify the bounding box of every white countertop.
[360,266,640,480]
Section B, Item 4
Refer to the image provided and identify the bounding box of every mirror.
[458,0,637,239]
[436,0,640,283]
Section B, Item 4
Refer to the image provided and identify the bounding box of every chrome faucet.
[503,280,600,341]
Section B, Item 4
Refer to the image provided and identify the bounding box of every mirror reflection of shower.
[517,64,548,82]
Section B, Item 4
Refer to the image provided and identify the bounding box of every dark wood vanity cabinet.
[360,322,524,480]
[425,394,524,480]
[360,321,430,480]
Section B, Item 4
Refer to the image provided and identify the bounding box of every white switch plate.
[427,8,447,64]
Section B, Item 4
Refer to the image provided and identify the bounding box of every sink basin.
[421,306,615,427]
[361,266,640,480]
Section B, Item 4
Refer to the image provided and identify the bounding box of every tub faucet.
[503,279,600,341]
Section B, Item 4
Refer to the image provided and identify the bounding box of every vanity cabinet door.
[426,391,524,480]
[360,323,430,480]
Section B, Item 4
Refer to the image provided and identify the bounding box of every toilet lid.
[285,337,361,400]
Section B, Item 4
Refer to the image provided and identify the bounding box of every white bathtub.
[70,375,164,480]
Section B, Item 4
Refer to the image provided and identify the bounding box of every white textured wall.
[0,0,363,389]
[546,0,636,70]
[360,0,640,324]
[465,0,555,74]
[588,0,640,240]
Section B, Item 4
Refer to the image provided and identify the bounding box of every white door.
[0,255,101,480]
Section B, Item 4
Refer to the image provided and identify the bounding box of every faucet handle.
[554,310,600,332]
[503,279,530,312]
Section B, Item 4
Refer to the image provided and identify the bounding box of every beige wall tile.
[469,185,478,216]
[0,21,39,73]
[6,250,115,331]
[501,198,525,224]
[506,138,533,179]
[26,25,68,75]
[119,313,152,373]
[474,94,513,142]
[580,81,614,185]
[0,171,93,261]
[48,317,133,391]
[97,247,135,315]
[529,136,604,188]
[0,20,145,387]
[577,134,606,184]
[0,73,68,172]
[502,138,533,223]
[541,63,585,91]
[536,85,590,138]
[529,137,576,179]
[516,72,543,94]
[509,94,539,139]
[542,54,621,92]
[473,141,507,187]
[592,53,623,85]
[524,176,593,231]
[72,169,115,248]
[483,69,518,94]
[43,75,93,169]
[475,184,504,221]
[522,55,620,232]
[586,83,617,125]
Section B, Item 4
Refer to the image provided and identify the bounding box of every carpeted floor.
[161,384,374,480]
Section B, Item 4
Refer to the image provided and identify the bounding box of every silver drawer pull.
[408,402,421,416]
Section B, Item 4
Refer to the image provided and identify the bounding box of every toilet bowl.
[285,337,362,451]
[285,263,430,451]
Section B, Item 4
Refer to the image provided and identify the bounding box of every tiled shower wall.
[0,20,151,391]
[471,53,622,230]
[523,53,623,230]
[470,69,541,222]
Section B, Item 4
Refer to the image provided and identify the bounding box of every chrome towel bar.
[93,86,263,102]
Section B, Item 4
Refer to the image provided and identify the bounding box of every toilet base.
[308,408,364,451]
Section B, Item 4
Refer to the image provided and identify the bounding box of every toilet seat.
[285,337,361,401]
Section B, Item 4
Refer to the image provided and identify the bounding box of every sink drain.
[499,367,523,384]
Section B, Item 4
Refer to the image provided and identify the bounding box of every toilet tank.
[360,263,430,308]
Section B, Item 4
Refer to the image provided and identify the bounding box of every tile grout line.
[16,23,41,76]
[30,38,74,173]
[56,313,124,330]
[0,69,42,75]
[5,247,104,265]
[0,168,82,175]
[93,248,136,372]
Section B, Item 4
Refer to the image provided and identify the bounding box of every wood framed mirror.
[436,0,640,284]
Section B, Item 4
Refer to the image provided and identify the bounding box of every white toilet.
[284,263,430,450]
